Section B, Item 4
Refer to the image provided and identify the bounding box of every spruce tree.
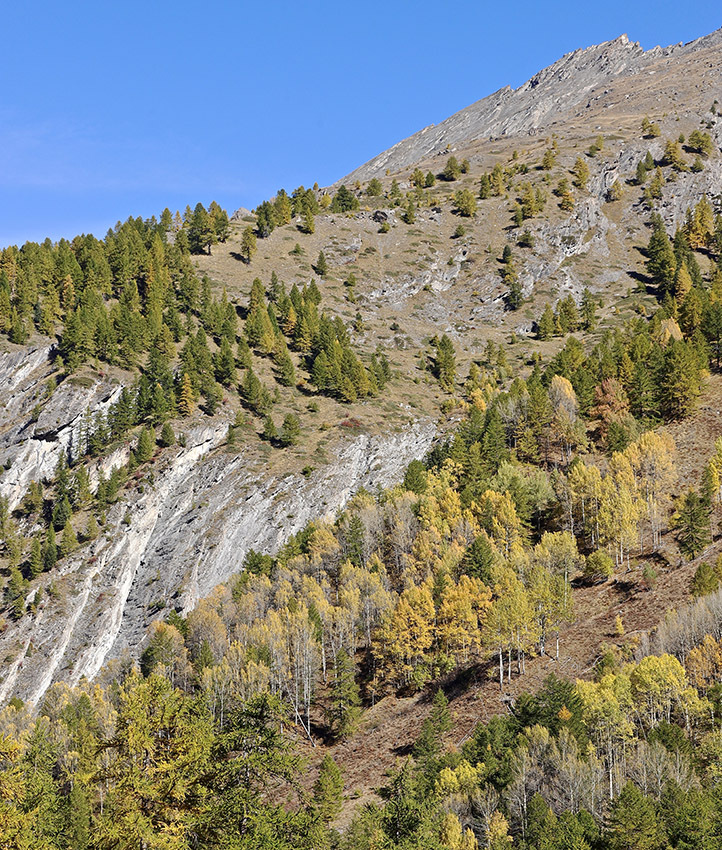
[159,422,176,447]
[313,755,344,822]
[60,518,78,557]
[326,649,361,740]
[279,414,301,447]
[673,489,711,559]
[136,427,155,463]
[43,525,58,571]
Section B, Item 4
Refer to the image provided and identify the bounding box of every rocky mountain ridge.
[342,28,722,182]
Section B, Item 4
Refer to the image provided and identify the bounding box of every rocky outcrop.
[0,395,435,706]
[0,348,123,511]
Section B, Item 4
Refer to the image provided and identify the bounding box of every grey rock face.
[0,356,435,706]
[341,30,722,183]
[0,348,122,511]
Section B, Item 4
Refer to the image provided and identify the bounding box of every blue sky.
[1,1,719,246]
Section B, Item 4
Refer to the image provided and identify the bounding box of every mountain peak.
[340,28,718,183]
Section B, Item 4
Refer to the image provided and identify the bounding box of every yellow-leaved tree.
[624,431,677,550]
[437,575,492,666]
[376,580,436,689]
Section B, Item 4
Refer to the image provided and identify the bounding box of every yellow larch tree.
[624,431,677,550]
[437,575,492,666]
[376,580,436,689]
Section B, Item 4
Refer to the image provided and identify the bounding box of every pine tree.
[461,534,495,584]
[501,247,522,309]
[607,781,662,850]
[434,334,456,391]
[209,200,230,242]
[330,185,360,212]
[581,287,597,330]
[403,459,428,494]
[188,203,216,255]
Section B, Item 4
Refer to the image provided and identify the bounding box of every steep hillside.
[1,25,722,715]
[343,28,722,181]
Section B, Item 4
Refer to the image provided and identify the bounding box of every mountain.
[343,28,722,181]
[1,25,721,723]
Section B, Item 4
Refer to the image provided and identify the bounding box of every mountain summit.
[343,28,722,182]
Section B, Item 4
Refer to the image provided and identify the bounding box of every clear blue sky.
[1,1,719,246]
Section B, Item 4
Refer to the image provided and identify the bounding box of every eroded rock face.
[0,362,435,706]
[0,348,122,511]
